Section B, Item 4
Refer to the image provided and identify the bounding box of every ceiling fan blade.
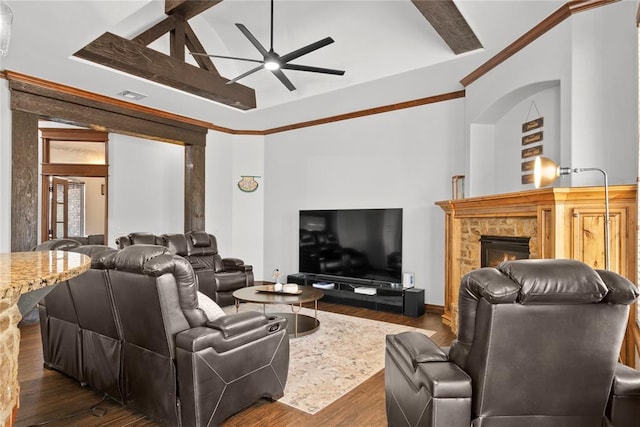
[235,23,270,57]
[190,52,263,64]
[271,69,296,91]
[226,64,265,85]
[282,63,345,76]
[280,37,335,63]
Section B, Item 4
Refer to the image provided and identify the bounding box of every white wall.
[466,1,637,195]
[108,134,184,245]
[262,99,465,306]
[569,3,638,186]
[206,132,266,279]
[206,131,234,254]
[232,136,265,278]
[0,80,10,251]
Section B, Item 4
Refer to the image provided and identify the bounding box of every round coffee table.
[232,285,324,337]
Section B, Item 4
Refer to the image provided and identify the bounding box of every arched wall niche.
[468,80,561,197]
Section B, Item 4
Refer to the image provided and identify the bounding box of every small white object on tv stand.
[402,272,415,288]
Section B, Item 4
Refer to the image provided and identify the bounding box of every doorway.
[40,128,109,244]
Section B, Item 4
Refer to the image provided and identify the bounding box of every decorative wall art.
[521,101,544,185]
[237,176,261,192]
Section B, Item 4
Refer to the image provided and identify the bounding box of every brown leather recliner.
[116,231,254,306]
[36,241,120,397]
[385,259,640,427]
[105,245,289,426]
[35,239,84,382]
[66,244,123,401]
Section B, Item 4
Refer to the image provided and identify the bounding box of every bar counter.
[0,251,91,427]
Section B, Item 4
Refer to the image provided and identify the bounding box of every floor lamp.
[533,155,610,270]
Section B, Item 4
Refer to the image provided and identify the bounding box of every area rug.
[223,303,435,414]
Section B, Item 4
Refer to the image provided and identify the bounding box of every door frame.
[39,128,109,243]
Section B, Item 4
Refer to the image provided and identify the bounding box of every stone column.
[0,290,21,427]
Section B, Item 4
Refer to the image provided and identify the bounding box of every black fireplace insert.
[480,235,530,268]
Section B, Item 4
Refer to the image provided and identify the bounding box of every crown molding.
[2,70,464,136]
[261,91,466,135]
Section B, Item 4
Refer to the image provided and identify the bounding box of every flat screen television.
[299,208,402,283]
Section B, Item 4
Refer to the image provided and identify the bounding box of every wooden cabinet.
[437,185,637,365]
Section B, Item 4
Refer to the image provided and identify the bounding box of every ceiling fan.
[191,0,344,91]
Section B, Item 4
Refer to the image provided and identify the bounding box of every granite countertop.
[0,251,91,298]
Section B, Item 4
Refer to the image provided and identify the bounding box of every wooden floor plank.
[17,302,455,426]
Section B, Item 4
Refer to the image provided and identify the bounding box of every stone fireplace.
[457,216,538,289]
[436,185,637,335]
[480,235,531,268]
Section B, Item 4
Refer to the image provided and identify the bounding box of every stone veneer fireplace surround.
[436,186,637,347]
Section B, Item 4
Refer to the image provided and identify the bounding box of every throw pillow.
[197,291,226,321]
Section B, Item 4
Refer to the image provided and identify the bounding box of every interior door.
[50,177,68,239]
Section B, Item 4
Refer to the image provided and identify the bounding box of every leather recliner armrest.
[607,363,640,427]
[222,257,244,267]
[207,311,267,338]
[176,314,288,354]
[221,258,253,272]
[387,332,471,396]
[416,361,472,399]
[386,332,472,427]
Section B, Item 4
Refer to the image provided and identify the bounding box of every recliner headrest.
[69,245,119,269]
[128,232,162,245]
[186,231,217,256]
[162,233,189,256]
[189,231,212,247]
[597,268,640,305]
[33,239,81,251]
[104,244,172,273]
[498,259,608,304]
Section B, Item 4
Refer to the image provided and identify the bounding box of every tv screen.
[299,208,402,283]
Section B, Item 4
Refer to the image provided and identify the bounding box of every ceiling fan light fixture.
[264,59,280,70]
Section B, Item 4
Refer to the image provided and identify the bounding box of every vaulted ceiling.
[1,0,567,130]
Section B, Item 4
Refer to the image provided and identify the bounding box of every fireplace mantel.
[436,185,637,364]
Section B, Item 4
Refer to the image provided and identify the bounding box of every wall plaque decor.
[522,131,543,145]
[521,174,535,184]
[521,101,544,184]
[522,145,542,159]
[522,117,544,132]
[237,176,260,192]
[521,160,535,172]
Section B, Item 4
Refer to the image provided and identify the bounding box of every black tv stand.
[286,273,424,317]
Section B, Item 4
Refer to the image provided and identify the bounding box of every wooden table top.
[0,250,91,298]
[233,285,324,305]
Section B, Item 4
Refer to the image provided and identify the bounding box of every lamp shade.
[0,0,12,56]
[533,156,560,188]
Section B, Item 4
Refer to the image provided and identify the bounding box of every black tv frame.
[298,208,403,284]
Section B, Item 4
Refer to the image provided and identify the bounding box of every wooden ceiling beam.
[165,0,222,20]
[170,16,186,61]
[131,14,218,74]
[74,32,256,110]
[132,15,177,46]
[185,22,218,73]
[89,1,227,105]
[411,0,482,55]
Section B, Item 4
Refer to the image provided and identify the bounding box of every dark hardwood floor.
[16,302,456,427]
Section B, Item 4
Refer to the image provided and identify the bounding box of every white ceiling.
[1,0,566,130]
